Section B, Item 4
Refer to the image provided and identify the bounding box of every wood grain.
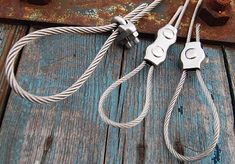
[0,24,28,120]
[104,41,235,163]
[224,46,235,112]
[0,29,234,163]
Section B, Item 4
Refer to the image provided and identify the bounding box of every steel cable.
[163,0,220,161]
[5,1,163,104]
[98,0,190,129]
[98,62,155,128]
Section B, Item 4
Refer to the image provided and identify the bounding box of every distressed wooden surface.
[224,47,235,117]
[0,25,234,163]
[0,24,28,119]
[1,0,235,43]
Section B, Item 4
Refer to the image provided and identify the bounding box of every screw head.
[185,48,197,59]
[152,46,164,58]
[163,28,175,39]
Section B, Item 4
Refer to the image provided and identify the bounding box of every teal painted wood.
[103,40,235,163]
[224,46,235,105]
[0,29,124,163]
[0,24,28,118]
[0,28,234,164]
[104,37,152,163]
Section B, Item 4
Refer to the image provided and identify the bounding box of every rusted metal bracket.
[0,0,234,43]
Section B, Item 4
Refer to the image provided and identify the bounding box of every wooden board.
[224,47,235,109]
[0,24,28,119]
[0,27,234,163]
[0,0,235,43]
[104,43,235,163]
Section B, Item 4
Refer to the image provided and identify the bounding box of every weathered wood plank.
[103,37,151,163]
[224,46,235,111]
[0,29,124,163]
[0,29,234,164]
[104,42,235,163]
[0,24,28,120]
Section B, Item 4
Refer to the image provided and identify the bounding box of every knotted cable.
[5,1,163,104]
[98,0,190,129]
[163,0,220,161]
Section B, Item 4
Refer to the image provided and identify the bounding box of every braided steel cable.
[98,62,155,129]
[5,1,163,104]
[163,70,220,161]
[163,0,220,161]
[98,0,190,129]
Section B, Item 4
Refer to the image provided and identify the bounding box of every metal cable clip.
[112,16,140,48]
[181,28,206,69]
[144,3,187,66]
[144,25,177,66]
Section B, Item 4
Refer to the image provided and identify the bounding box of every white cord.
[163,0,220,161]
[5,1,163,104]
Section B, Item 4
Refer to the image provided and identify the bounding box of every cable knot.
[111,16,140,48]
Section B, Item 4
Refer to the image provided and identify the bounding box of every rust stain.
[0,0,234,43]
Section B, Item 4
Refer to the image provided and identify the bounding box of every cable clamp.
[180,42,206,70]
[144,24,178,66]
[144,4,186,66]
[112,16,140,48]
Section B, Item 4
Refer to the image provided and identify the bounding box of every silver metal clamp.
[143,4,186,66]
[144,24,178,66]
[181,41,206,69]
[112,16,140,48]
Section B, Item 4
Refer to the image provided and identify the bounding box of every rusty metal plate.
[0,0,234,43]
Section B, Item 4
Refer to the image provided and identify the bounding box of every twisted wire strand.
[196,24,201,42]
[99,62,155,128]
[5,1,163,104]
[98,0,191,128]
[163,0,220,161]
[168,6,184,26]
[163,70,220,161]
[174,0,190,29]
[186,0,203,43]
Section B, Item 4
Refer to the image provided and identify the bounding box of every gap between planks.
[0,24,28,126]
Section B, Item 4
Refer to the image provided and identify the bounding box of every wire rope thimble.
[111,16,140,48]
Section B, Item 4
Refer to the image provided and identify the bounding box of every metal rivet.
[152,46,164,57]
[163,28,175,39]
[185,48,197,59]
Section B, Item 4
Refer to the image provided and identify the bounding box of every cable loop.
[5,1,164,104]
[98,1,190,129]
[163,70,220,161]
[99,62,154,129]
[163,0,220,161]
